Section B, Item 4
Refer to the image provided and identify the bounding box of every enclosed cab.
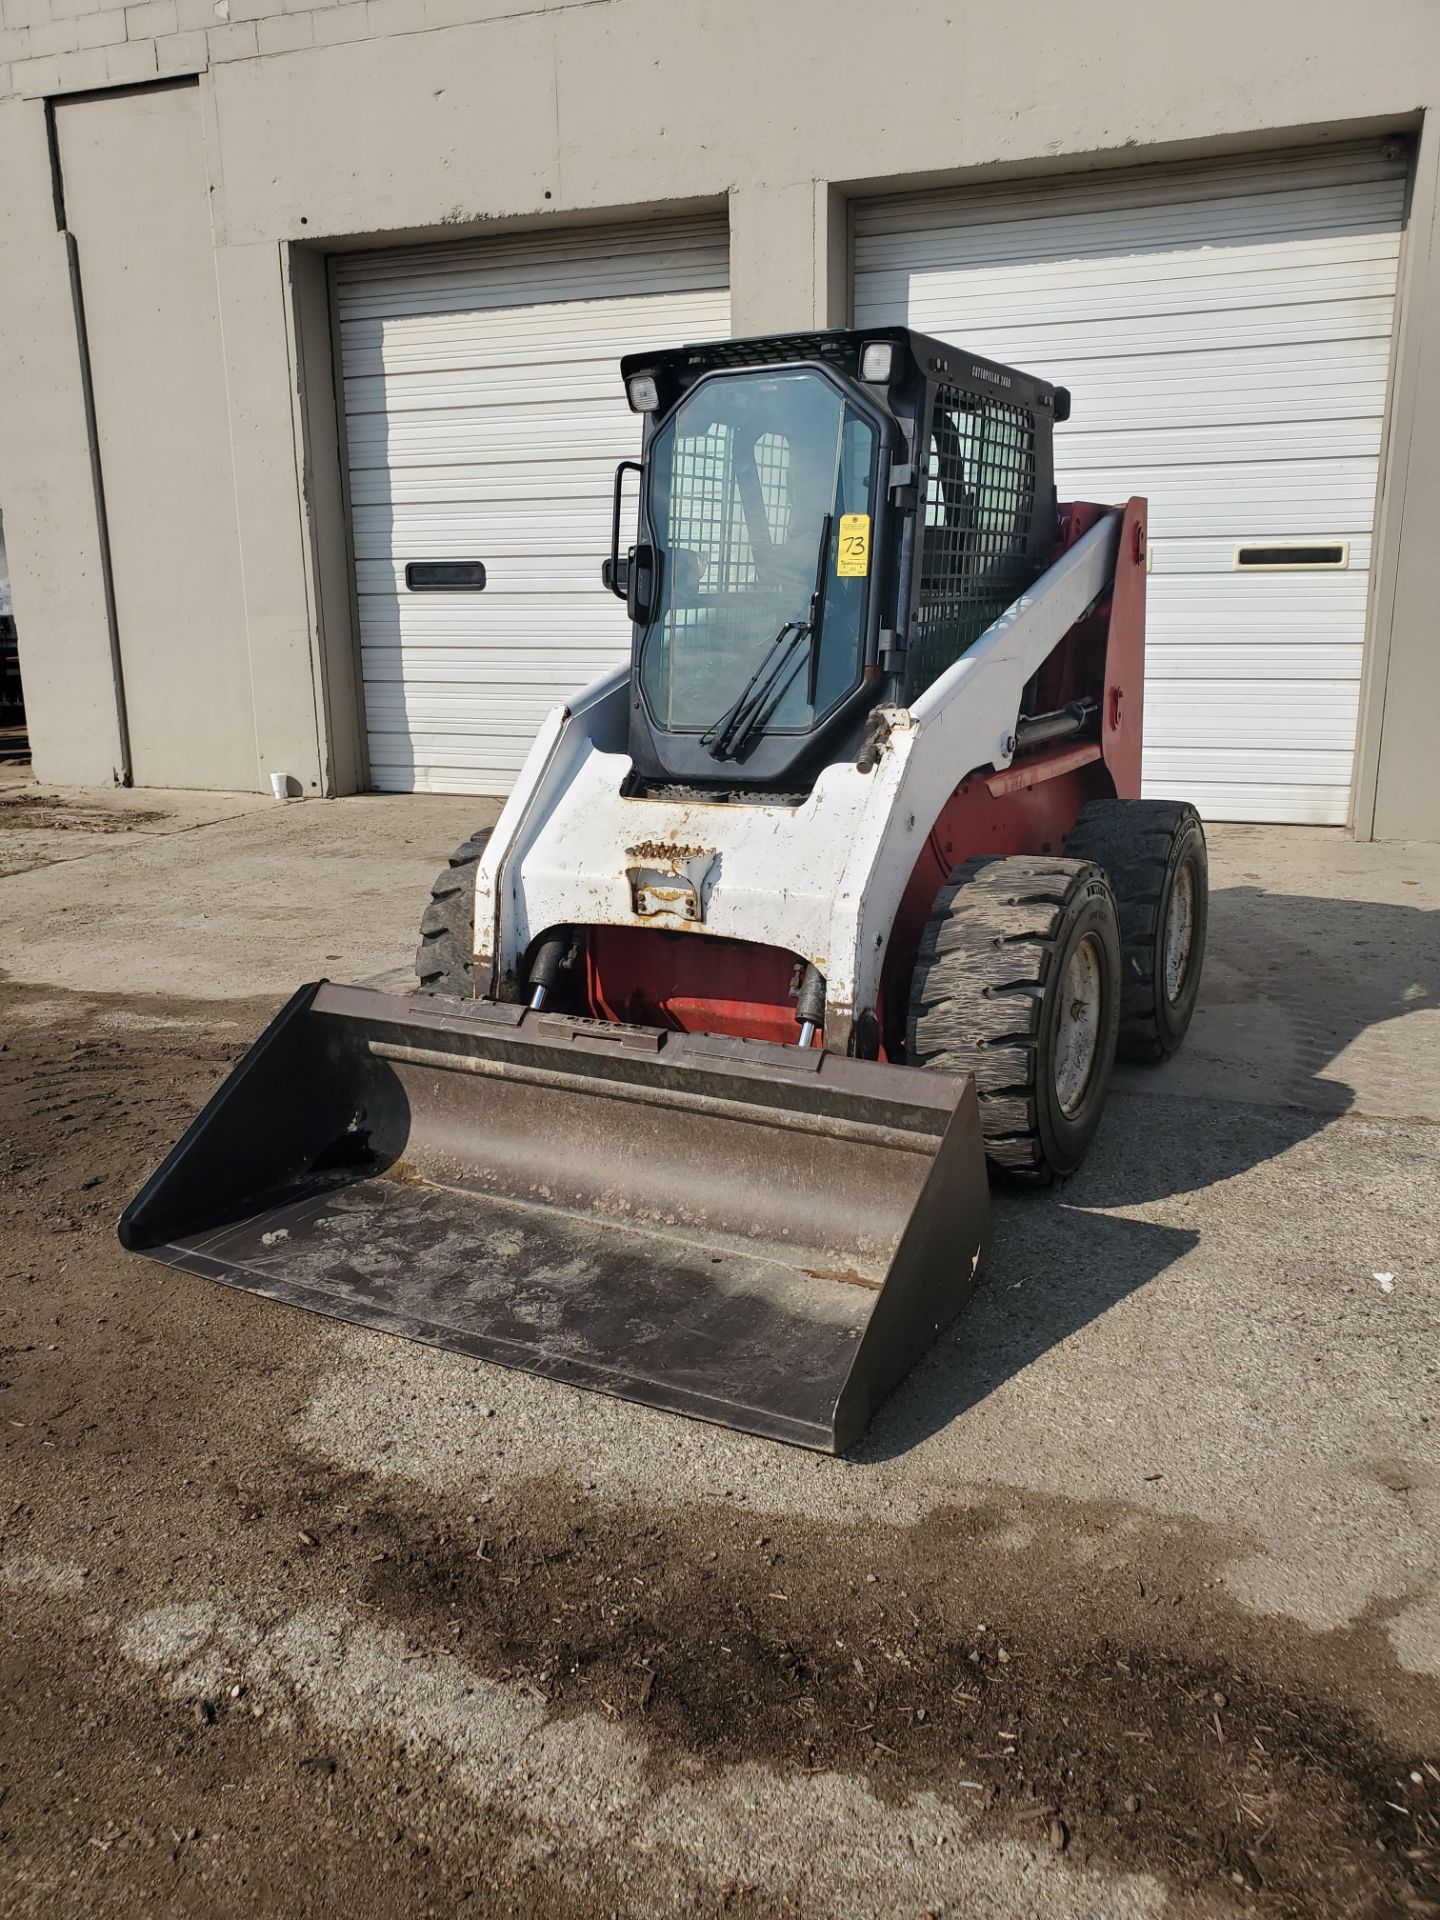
[606,327,1068,793]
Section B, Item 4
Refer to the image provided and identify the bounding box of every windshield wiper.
[700,515,833,762]
[700,619,812,761]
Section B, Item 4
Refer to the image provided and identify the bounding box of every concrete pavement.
[1,777,1436,1662]
[1,771,1437,1917]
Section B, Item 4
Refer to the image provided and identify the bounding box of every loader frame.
[471,499,1145,1055]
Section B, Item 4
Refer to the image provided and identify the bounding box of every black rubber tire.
[1064,799,1207,1062]
[907,855,1122,1181]
[414,830,492,998]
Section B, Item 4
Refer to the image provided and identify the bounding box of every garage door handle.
[404,561,487,591]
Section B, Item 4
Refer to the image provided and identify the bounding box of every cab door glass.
[639,371,877,737]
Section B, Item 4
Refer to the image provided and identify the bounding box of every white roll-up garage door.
[854,144,1408,823]
[336,219,730,793]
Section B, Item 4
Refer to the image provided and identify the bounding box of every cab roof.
[620,325,1067,420]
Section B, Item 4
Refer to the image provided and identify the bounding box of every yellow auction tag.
[836,513,871,577]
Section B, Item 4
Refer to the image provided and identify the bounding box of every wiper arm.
[722,625,816,760]
[701,620,811,761]
[701,515,834,763]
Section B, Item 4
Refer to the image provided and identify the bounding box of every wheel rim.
[1054,934,1104,1116]
[1164,860,1197,1004]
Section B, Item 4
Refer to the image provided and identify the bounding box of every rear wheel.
[414,830,492,998]
[1064,799,1207,1061]
[907,855,1122,1180]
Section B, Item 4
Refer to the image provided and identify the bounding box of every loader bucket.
[119,984,991,1452]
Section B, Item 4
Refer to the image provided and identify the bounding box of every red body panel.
[1101,498,1147,801]
[579,500,1148,1052]
[587,926,803,1044]
[875,741,1115,1056]
[1026,496,1144,803]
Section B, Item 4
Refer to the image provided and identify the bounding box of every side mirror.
[606,459,643,602]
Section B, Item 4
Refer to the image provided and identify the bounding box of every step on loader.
[121,327,1208,1453]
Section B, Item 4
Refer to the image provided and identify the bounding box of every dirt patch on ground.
[1,981,1438,1919]
[354,1488,1440,1913]
[0,790,176,878]
[0,790,171,834]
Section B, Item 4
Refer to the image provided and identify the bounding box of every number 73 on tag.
[836,513,871,578]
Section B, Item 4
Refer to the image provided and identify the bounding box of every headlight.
[859,341,896,384]
[626,373,660,413]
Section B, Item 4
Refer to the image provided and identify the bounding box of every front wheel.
[907,855,1123,1181]
[414,830,492,998]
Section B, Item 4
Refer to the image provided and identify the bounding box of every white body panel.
[334,219,730,795]
[853,143,1406,825]
[473,515,1121,1042]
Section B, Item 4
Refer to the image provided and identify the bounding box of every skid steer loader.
[121,327,1208,1453]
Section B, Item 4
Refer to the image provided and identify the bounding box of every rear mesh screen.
[905,387,1038,702]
